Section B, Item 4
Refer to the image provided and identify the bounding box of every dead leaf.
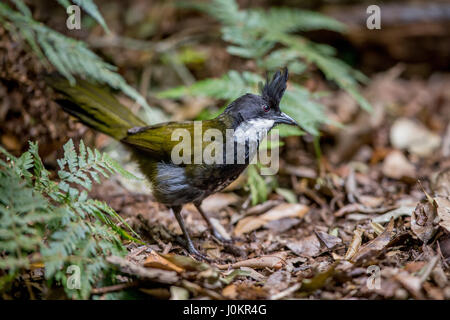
[434,196,450,233]
[1,134,20,151]
[394,271,424,299]
[314,230,342,249]
[170,286,189,300]
[382,150,416,180]
[200,192,240,213]
[352,218,396,263]
[371,221,385,235]
[345,228,364,260]
[161,254,209,272]
[262,203,308,221]
[144,251,185,273]
[264,218,301,233]
[358,195,384,208]
[287,234,321,257]
[432,167,450,197]
[404,261,427,273]
[390,118,441,157]
[106,256,178,284]
[245,200,282,216]
[372,206,414,223]
[411,200,439,243]
[222,284,238,299]
[300,261,339,292]
[216,252,287,270]
[431,264,448,288]
[264,270,291,293]
[139,288,171,299]
[334,203,397,217]
[210,217,231,241]
[423,282,444,300]
[234,203,309,236]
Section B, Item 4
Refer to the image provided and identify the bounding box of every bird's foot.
[187,243,211,262]
[211,230,233,244]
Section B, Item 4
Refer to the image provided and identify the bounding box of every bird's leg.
[171,206,207,260]
[194,202,230,243]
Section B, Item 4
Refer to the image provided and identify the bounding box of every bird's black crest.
[260,68,289,109]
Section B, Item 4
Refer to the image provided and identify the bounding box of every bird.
[47,68,298,259]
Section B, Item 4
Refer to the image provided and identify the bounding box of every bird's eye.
[263,105,270,112]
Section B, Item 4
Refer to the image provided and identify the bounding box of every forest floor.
[84,66,450,300]
[1,3,450,298]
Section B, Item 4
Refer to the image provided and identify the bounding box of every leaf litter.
[84,67,450,300]
[6,28,450,301]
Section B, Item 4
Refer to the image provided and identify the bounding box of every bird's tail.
[46,75,147,140]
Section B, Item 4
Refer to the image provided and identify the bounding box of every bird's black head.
[223,68,298,128]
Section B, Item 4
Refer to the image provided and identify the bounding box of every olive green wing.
[121,120,225,162]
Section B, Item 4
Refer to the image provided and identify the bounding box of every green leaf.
[247,165,268,205]
[71,0,110,33]
[275,188,298,203]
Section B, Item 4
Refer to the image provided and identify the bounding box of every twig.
[270,283,301,300]
[91,281,139,295]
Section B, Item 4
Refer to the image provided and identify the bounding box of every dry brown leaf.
[434,196,450,233]
[404,261,427,273]
[394,271,425,299]
[390,118,441,157]
[200,192,240,213]
[358,195,384,208]
[372,206,414,223]
[144,251,185,273]
[352,218,396,263]
[216,252,287,270]
[234,203,309,236]
[245,200,282,216]
[287,234,321,257]
[315,230,342,249]
[345,228,364,260]
[222,284,238,299]
[265,218,301,233]
[411,200,438,243]
[1,134,20,151]
[432,167,450,197]
[382,150,416,180]
[300,261,339,292]
[210,217,231,241]
[106,256,178,284]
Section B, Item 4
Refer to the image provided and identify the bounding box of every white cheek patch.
[233,118,275,145]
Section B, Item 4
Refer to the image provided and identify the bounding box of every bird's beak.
[276,112,299,126]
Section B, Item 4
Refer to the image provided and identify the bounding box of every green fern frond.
[247,165,268,205]
[0,1,162,121]
[158,70,261,101]
[0,139,139,298]
[190,0,371,114]
[55,0,109,32]
[251,7,345,34]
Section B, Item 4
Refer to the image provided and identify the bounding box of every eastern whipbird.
[48,68,298,259]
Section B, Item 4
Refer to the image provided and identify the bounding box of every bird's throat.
[233,118,275,145]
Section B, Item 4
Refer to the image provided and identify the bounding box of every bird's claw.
[212,230,233,244]
[187,244,210,262]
